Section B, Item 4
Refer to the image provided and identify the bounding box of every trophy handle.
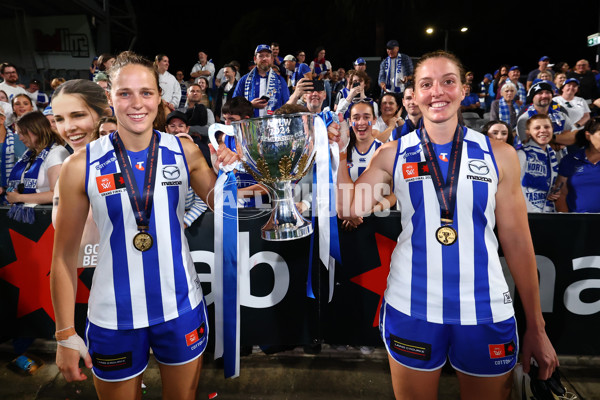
[208,123,235,149]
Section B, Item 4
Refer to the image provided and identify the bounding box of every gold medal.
[133,231,154,252]
[436,225,457,246]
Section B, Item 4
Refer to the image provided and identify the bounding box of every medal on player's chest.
[112,131,159,252]
[133,230,154,252]
[436,225,457,246]
[420,125,464,246]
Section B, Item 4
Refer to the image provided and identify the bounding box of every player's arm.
[50,151,93,381]
[492,140,559,380]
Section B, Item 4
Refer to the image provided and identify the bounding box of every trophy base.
[261,194,313,241]
[261,219,313,241]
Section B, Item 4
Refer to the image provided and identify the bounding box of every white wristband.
[57,333,89,359]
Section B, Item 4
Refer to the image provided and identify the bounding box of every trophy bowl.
[209,113,316,241]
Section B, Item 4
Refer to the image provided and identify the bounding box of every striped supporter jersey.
[388,127,514,325]
[348,139,383,182]
[85,132,203,330]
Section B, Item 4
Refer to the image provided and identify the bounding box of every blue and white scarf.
[521,142,558,212]
[507,79,527,112]
[498,98,515,126]
[243,67,283,115]
[6,144,53,223]
[1,127,16,188]
[383,56,403,92]
[312,59,329,77]
[526,103,567,134]
[7,144,53,194]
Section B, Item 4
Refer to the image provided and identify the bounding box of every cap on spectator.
[30,79,41,86]
[386,40,399,49]
[484,73,493,80]
[539,56,550,62]
[527,81,554,103]
[42,105,53,116]
[354,58,366,65]
[255,44,272,54]
[509,66,520,71]
[166,110,188,126]
[564,78,580,86]
[283,55,296,62]
[0,107,5,117]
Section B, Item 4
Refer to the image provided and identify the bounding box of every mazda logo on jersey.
[162,165,180,180]
[468,160,489,175]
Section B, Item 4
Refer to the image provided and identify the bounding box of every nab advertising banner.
[1,207,599,355]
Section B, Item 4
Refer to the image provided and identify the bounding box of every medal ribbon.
[112,130,159,234]
[420,125,464,226]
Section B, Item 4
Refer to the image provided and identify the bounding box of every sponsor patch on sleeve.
[390,334,431,361]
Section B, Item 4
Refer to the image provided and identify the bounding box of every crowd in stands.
[1,41,600,215]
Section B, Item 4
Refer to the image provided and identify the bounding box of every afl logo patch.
[162,165,180,180]
[468,160,489,175]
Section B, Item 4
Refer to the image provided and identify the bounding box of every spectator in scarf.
[490,82,519,128]
[516,81,575,146]
[378,40,413,95]
[553,78,591,130]
[233,44,290,117]
[517,114,560,212]
[309,47,332,80]
[3,111,69,206]
[505,66,527,111]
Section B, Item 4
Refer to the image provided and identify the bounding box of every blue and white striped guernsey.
[388,127,514,325]
[85,132,203,330]
[348,139,383,182]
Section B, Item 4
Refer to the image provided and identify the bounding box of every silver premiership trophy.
[209,113,316,241]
